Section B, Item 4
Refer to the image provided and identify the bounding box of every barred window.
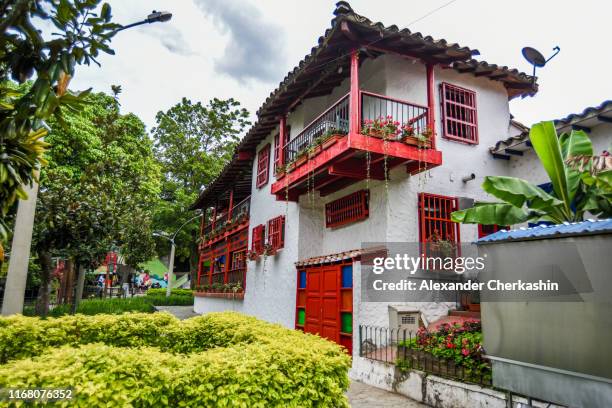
[325,190,369,228]
[267,216,285,250]
[440,83,478,144]
[418,193,460,257]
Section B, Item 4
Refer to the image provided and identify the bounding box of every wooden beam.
[328,160,386,180]
[571,124,591,133]
[492,153,510,160]
[597,115,612,123]
[504,148,523,156]
[319,178,356,197]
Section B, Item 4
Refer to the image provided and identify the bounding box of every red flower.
[446,342,455,349]
[461,348,470,356]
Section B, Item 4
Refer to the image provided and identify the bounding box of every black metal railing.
[283,94,349,164]
[359,324,491,386]
[361,91,429,136]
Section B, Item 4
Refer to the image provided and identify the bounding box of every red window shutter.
[273,133,281,173]
[256,144,271,188]
[418,193,460,256]
[251,224,265,254]
[267,216,285,250]
[325,190,369,228]
[440,83,478,144]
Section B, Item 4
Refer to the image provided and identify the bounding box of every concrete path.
[155,305,197,320]
[347,381,427,407]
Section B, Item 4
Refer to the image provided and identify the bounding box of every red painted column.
[227,189,234,221]
[426,63,436,148]
[279,115,287,167]
[349,50,360,139]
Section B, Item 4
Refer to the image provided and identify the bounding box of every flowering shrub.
[398,320,491,384]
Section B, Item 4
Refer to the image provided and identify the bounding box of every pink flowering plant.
[361,116,400,139]
[397,320,491,384]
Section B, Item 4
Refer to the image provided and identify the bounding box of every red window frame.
[440,82,478,144]
[267,215,285,250]
[256,144,271,188]
[325,190,369,228]
[418,193,460,256]
[478,224,508,239]
[251,224,265,255]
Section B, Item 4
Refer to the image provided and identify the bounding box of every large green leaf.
[451,203,532,225]
[530,122,572,218]
[559,130,593,202]
[482,176,564,219]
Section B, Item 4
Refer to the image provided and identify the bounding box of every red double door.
[304,265,341,343]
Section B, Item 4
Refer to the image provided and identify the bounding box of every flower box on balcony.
[402,136,432,148]
[322,134,344,150]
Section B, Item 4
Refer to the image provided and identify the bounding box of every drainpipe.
[349,49,360,140]
[426,63,436,149]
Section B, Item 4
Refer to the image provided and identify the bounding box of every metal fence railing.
[359,325,492,386]
[361,91,429,136]
[229,196,250,224]
[283,94,349,164]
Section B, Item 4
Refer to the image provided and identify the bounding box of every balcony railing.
[281,92,430,166]
[229,196,250,224]
[283,93,349,163]
[361,91,428,136]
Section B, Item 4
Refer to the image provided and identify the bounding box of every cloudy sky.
[70,0,611,132]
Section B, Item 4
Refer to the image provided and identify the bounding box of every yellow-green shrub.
[0,312,351,407]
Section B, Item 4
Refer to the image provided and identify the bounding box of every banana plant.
[451,121,612,226]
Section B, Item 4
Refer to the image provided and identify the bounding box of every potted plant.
[275,165,286,179]
[294,149,308,167]
[247,250,260,261]
[321,128,347,150]
[263,243,276,256]
[361,116,399,139]
[399,124,432,148]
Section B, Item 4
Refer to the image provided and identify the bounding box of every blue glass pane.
[341,265,353,288]
[299,271,307,289]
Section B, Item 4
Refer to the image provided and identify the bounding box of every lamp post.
[0,10,173,316]
[154,213,202,297]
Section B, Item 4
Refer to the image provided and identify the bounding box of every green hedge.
[145,288,193,297]
[146,288,194,306]
[0,312,351,407]
[48,297,156,317]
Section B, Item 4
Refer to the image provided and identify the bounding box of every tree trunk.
[72,263,85,314]
[189,242,199,290]
[35,250,52,317]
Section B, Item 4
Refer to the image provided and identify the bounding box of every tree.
[0,0,118,246]
[152,98,250,277]
[451,121,612,225]
[33,91,161,314]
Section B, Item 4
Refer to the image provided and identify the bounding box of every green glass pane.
[298,309,305,325]
[341,312,352,334]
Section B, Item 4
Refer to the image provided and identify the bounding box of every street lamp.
[154,212,202,297]
[114,10,173,33]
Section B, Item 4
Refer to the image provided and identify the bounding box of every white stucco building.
[190,1,610,369]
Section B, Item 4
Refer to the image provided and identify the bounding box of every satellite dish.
[522,47,546,67]
[520,46,561,83]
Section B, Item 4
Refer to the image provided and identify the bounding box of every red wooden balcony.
[271,91,442,201]
[199,195,250,249]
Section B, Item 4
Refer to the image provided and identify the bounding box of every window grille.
[251,224,265,254]
[325,190,369,228]
[418,193,460,257]
[267,216,285,250]
[440,82,478,144]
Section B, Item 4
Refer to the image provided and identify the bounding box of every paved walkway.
[155,305,197,320]
[347,381,427,407]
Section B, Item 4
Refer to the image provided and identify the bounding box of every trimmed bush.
[49,297,156,317]
[0,312,350,407]
[146,288,194,306]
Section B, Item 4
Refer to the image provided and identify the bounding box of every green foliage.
[0,0,119,239]
[151,98,250,271]
[48,297,156,317]
[452,122,612,225]
[398,321,490,383]
[0,312,351,407]
[145,289,194,306]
